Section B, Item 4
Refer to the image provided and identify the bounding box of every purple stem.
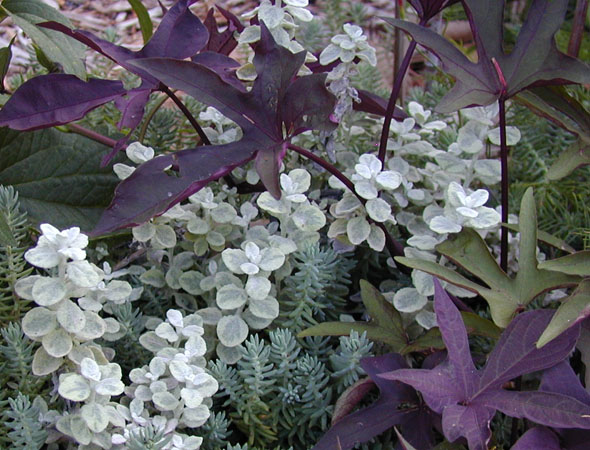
[568,0,589,58]
[66,123,118,148]
[377,19,427,164]
[287,143,405,258]
[499,99,509,273]
[161,85,211,146]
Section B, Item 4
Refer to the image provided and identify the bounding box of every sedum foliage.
[208,328,372,448]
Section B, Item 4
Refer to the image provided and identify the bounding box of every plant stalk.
[161,85,211,146]
[138,93,170,144]
[377,19,427,164]
[287,143,405,258]
[568,0,589,58]
[499,99,509,273]
[66,123,118,148]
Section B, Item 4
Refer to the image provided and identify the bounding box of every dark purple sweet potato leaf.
[331,377,375,425]
[191,52,244,91]
[540,360,590,406]
[380,279,585,450]
[203,6,243,55]
[312,353,420,450]
[0,74,126,130]
[94,138,258,235]
[512,427,561,450]
[93,25,336,234]
[408,0,460,21]
[384,0,590,113]
[353,89,407,120]
[141,0,206,59]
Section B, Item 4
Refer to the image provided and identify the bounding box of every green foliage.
[510,103,590,247]
[329,330,373,391]
[108,302,150,376]
[126,423,173,450]
[0,129,122,232]
[278,243,354,332]
[209,328,373,448]
[201,411,233,450]
[1,394,46,450]
[0,186,32,324]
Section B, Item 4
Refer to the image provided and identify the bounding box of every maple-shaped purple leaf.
[384,0,590,112]
[202,6,243,55]
[538,361,590,449]
[512,427,561,450]
[380,279,586,450]
[0,75,126,130]
[313,353,437,450]
[92,24,336,235]
[408,0,460,21]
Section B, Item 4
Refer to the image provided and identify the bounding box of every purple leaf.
[380,278,584,449]
[93,138,258,234]
[312,353,425,450]
[407,0,460,21]
[384,0,590,112]
[140,0,207,59]
[512,427,561,450]
[0,74,126,130]
[441,403,494,450]
[331,377,375,425]
[203,6,243,55]
[191,52,245,92]
[540,361,590,406]
[479,310,580,392]
[433,279,479,396]
[353,89,407,120]
[93,24,336,235]
[480,389,590,429]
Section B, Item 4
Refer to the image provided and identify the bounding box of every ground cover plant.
[0,0,590,448]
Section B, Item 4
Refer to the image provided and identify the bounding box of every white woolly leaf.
[74,311,106,341]
[393,288,428,313]
[153,224,177,248]
[152,391,180,411]
[32,277,67,306]
[67,261,101,288]
[210,203,237,223]
[81,403,109,433]
[365,198,392,223]
[32,346,63,376]
[22,307,57,338]
[347,216,371,245]
[245,276,271,300]
[81,358,101,381]
[259,248,285,271]
[366,224,386,251]
[248,296,279,320]
[216,284,248,310]
[57,300,86,333]
[58,373,91,401]
[132,222,155,242]
[292,204,326,231]
[216,315,248,347]
[42,328,73,358]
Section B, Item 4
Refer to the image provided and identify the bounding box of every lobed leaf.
[0,75,127,131]
[93,25,335,235]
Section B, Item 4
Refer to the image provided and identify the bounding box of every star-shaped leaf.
[313,353,437,450]
[383,0,590,112]
[396,188,582,327]
[92,24,336,235]
[380,280,587,450]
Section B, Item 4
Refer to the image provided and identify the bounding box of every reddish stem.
[377,19,427,164]
[287,143,405,258]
